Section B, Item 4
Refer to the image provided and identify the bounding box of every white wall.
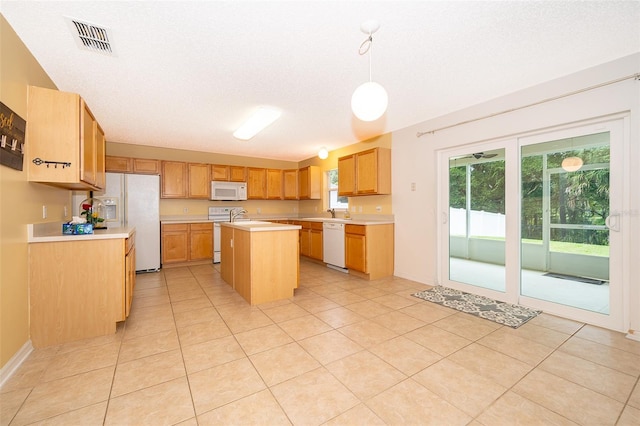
[392,53,640,332]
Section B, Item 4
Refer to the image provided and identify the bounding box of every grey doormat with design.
[412,286,542,329]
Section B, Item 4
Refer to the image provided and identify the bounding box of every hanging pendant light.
[318,147,329,159]
[351,20,388,122]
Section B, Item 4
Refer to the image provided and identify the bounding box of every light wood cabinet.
[229,166,246,182]
[298,165,321,200]
[161,161,188,198]
[345,223,394,280]
[299,221,323,260]
[338,148,391,196]
[161,223,189,263]
[247,167,267,199]
[105,156,133,173]
[266,169,283,200]
[299,222,310,257]
[220,225,234,285]
[28,233,134,347]
[221,224,299,305]
[132,158,160,174]
[27,85,106,190]
[188,163,211,199]
[345,225,366,272]
[161,222,213,265]
[95,126,106,190]
[212,164,246,182]
[211,164,229,181]
[189,223,213,260]
[124,234,136,318]
[283,169,298,200]
[310,225,323,260]
[338,155,356,196]
[105,156,159,174]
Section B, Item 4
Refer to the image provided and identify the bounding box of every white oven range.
[208,206,246,263]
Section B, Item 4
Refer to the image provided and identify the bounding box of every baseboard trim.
[0,340,34,388]
[626,331,640,342]
[326,264,349,274]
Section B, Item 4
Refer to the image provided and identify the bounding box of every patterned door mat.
[412,286,542,329]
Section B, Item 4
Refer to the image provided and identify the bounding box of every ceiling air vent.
[65,17,114,55]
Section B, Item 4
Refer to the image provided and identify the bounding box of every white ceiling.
[2,1,639,161]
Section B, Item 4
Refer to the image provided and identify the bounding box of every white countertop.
[161,215,393,226]
[220,221,301,232]
[28,223,135,243]
[296,218,394,226]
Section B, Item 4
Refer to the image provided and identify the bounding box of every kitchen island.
[220,221,301,305]
[27,223,136,347]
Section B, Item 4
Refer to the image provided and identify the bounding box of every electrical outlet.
[42,205,47,219]
[257,208,261,214]
[411,182,416,191]
[358,206,363,213]
[376,206,382,212]
[183,207,188,213]
[64,205,68,217]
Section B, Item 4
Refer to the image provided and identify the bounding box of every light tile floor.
[2,260,640,425]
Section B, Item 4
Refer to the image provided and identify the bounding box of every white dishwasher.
[323,222,347,271]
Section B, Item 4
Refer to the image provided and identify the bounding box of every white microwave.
[210,181,248,201]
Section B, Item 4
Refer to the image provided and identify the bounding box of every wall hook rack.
[32,157,71,168]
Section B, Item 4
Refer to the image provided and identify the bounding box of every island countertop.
[28,223,135,243]
[220,221,301,232]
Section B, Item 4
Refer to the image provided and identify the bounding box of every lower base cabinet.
[28,234,134,347]
[345,223,394,280]
[161,222,213,266]
[298,221,323,261]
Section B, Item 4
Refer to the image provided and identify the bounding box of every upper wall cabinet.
[266,169,283,200]
[298,165,321,200]
[338,148,391,196]
[188,163,210,199]
[161,161,188,198]
[211,164,246,182]
[105,156,160,174]
[247,167,267,199]
[27,86,106,190]
[283,169,299,200]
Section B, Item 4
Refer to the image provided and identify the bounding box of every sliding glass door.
[440,118,625,330]
[448,147,507,294]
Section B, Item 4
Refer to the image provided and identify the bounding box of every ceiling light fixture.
[351,20,388,122]
[233,106,282,140]
[318,147,329,159]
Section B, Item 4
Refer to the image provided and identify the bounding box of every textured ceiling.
[2,1,639,161]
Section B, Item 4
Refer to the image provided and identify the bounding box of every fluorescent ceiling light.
[233,106,282,140]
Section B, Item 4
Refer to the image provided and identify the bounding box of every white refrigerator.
[98,173,161,272]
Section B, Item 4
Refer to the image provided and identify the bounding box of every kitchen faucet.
[230,208,248,222]
[327,208,335,218]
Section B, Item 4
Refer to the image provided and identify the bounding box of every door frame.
[437,114,629,331]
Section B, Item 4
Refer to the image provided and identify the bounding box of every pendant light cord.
[359,34,373,83]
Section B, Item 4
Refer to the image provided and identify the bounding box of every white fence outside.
[449,207,505,238]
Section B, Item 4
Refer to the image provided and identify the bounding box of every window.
[327,169,348,209]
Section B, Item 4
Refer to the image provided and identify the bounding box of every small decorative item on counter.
[63,217,94,234]
[80,198,106,229]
